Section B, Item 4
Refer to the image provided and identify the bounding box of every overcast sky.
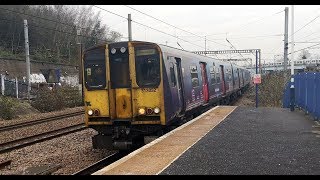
[92,5,320,66]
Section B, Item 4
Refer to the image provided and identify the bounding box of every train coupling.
[92,134,133,150]
[92,134,113,149]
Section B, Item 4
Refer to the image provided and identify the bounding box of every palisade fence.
[283,72,320,120]
[0,74,83,101]
[0,74,38,99]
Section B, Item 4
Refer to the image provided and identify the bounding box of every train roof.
[84,41,248,71]
[157,43,246,70]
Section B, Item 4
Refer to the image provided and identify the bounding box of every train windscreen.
[109,45,130,88]
[83,47,106,89]
[135,45,160,87]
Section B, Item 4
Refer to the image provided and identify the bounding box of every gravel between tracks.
[0,107,84,127]
[232,85,255,107]
[0,115,85,144]
[0,128,115,175]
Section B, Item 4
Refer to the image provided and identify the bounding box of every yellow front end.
[83,42,165,129]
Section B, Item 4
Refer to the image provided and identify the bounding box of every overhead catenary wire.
[208,34,284,40]
[226,38,245,58]
[0,5,208,50]
[122,5,229,48]
[288,43,320,55]
[5,5,319,60]
[124,5,202,38]
[124,6,283,45]
[294,28,320,41]
[226,9,284,33]
[93,5,207,50]
[304,35,320,42]
[289,14,320,38]
[132,20,205,49]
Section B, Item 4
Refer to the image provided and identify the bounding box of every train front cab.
[83,41,165,150]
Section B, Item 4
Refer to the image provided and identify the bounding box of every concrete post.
[1,74,4,95]
[15,77,19,99]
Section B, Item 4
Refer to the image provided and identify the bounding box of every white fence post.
[1,74,4,95]
[16,77,19,99]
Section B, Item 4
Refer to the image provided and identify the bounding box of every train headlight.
[88,109,93,116]
[111,48,116,54]
[120,47,126,53]
[154,107,160,114]
[138,108,146,115]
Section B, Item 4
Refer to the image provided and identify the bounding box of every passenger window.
[210,66,216,84]
[225,69,229,81]
[170,63,176,87]
[227,69,232,81]
[190,65,199,87]
[215,67,220,82]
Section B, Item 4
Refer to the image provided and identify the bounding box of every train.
[82,41,251,150]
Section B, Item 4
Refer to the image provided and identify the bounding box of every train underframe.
[90,84,249,150]
[91,123,164,150]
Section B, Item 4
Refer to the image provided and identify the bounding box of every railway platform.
[93,106,320,175]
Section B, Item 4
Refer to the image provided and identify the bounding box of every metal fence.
[0,74,38,99]
[283,72,320,120]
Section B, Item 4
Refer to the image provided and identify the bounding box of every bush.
[31,89,64,112]
[0,96,18,120]
[55,86,83,108]
[259,71,290,107]
[31,85,83,113]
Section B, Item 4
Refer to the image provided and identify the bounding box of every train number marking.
[141,88,156,92]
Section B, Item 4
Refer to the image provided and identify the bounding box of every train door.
[241,71,245,86]
[200,62,209,103]
[220,65,226,95]
[175,58,186,114]
[109,46,132,119]
[231,67,235,90]
[237,68,241,88]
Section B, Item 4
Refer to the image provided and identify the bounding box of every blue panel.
[315,73,320,119]
[294,73,299,107]
[301,73,306,109]
[283,72,320,120]
[306,73,314,115]
[297,73,303,108]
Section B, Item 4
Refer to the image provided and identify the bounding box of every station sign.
[253,74,261,84]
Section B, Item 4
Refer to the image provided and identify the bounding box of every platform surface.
[161,107,320,175]
[94,106,320,175]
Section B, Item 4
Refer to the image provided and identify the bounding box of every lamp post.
[290,5,295,112]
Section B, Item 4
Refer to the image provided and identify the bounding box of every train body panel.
[159,44,247,124]
[83,41,251,150]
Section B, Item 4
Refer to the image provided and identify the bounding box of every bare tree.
[299,50,311,59]
[0,5,122,65]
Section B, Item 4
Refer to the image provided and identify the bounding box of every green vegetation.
[31,85,83,112]
[0,5,122,65]
[259,71,290,107]
[0,96,18,120]
[56,86,83,108]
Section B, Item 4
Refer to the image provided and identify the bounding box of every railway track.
[72,151,129,175]
[0,111,84,133]
[0,124,86,154]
